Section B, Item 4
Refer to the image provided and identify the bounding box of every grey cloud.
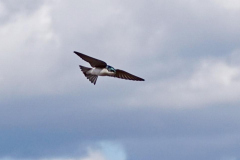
[0,0,44,25]
[1,97,240,159]
[1,0,240,160]
[1,0,44,14]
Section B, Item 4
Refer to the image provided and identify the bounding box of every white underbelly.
[87,68,113,76]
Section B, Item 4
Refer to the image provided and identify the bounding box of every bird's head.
[106,65,116,73]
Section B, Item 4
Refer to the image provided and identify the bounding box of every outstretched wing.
[74,51,107,68]
[111,69,144,81]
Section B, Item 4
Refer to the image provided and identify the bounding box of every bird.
[74,51,145,85]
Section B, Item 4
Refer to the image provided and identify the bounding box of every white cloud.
[0,4,54,94]
[1,0,240,104]
[0,4,54,52]
[0,148,112,160]
[0,1,7,17]
[0,3,82,96]
[79,149,106,160]
[214,0,240,10]
[190,60,239,87]
[39,149,106,160]
[0,150,107,160]
[39,141,126,160]
[129,57,240,108]
[1,1,240,160]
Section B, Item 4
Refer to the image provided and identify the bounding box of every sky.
[0,0,240,160]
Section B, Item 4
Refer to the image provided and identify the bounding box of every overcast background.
[1,0,240,160]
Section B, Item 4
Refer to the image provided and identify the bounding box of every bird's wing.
[74,51,107,68]
[110,69,144,81]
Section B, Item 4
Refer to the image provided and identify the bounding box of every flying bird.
[74,51,145,85]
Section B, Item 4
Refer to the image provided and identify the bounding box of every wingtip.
[74,51,80,54]
[137,76,145,81]
[74,51,84,58]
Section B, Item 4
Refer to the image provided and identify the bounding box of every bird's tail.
[79,65,98,85]
[79,65,91,75]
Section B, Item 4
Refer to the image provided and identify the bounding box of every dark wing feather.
[74,51,107,68]
[85,75,98,85]
[112,69,144,81]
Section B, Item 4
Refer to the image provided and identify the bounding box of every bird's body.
[86,67,115,76]
[74,51,144,85]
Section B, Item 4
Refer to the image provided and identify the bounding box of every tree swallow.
[74,51,145,85]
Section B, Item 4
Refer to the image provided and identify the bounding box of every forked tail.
[79,65,91,75]
[79,65,98,85]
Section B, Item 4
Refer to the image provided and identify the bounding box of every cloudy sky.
[1,0,240,160]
